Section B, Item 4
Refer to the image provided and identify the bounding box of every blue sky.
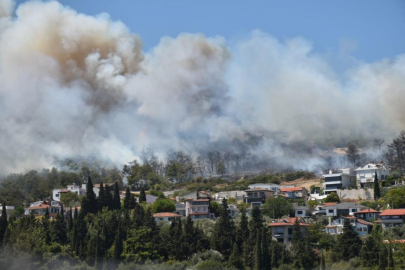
[15,0,405,62]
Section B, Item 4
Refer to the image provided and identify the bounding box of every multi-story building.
[185,199,213,220]
[322,169,356,194]
[325,216,373,236]
[279,187,307,200]
[268,217,309,244]
[244,188,274,207]
[214,190,246,202]
[380,209,405,229]
[322,202,368,217]
[355,163,390,188]
[25,199,63,218]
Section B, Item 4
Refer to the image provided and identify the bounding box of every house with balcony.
[325,216,373,236]
[323,202,368,217]
[268,217,310,244]
[244,188,274,207]
[175,202,186,216]
[380,209,405,229]
[25,199,63,218]
[53,182,114,201]
[355,163,390,188]
[279,187,307,200]
[247,183,283,195]
[153,212,180,224]
[353,208,380,221]
[176,191,211,202]
[214,190,246,202]
[185,198,213,220]
[323,169,356,194]
[312,202,337,215]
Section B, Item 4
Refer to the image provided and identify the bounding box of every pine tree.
[374,171,381,200]
[112,182,121,210]
[82,176,98,214]
[139,186,146,203]
[0,203,8,244]
[338,218,362,260]
[98,182,105,211]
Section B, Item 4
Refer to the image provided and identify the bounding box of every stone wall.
[337,189,374,200]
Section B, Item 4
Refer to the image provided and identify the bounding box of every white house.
[323,202,368,217]
[294,206,310,217]
[214,190,246,202]
[355,163,390,188]
[53,183,86,201]
[153,212,180,224]
[326,216,373,236]
[323,168,356,194]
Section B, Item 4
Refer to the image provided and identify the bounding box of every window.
[192,208,195,212]
[254,192,258,197]
[55,194,59,197]
[276,228,284,234]
[297,211,303,215]
[351,209,356,212]
[198,207,201,211]
[328,210,334,214]
[288,228,293,235]
[203,207,206,211]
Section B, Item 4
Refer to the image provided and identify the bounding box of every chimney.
[329,170,332,174]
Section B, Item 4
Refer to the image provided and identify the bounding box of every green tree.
[52,205,67,245]
[338,218,362,260]
[360,234,379,267]
[324,192,340,203]
[97,181,106,211]
[374,172,381,200]
[0,203,8,244]
[262,196,293,218]
[112,182,121,210]
[378,245,388,270]
[254,232,262,270]
[139,187,146,203]
[385,188,405,208]
[113,219,123,260]
[228,242,243,269]
[60,192,81,207]
[151,198,175,213]
[82,176,98,214]
[212,199,235,259]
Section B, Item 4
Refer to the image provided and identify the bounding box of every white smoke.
[0,0,404,174]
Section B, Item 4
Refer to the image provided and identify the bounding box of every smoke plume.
[0,0,404,173]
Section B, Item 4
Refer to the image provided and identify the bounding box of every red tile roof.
[355,208,379,214]
[58,190,70,193]
[268,222,310,227]
[326,225,337,228]
[380,209,405,216]
[321,203,338,207]
[356,219,373,226]
[280,187,303,192]
[28,204,49,210]
[153,212,180,218]
[187,199,210,202]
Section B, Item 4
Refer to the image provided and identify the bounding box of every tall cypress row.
[374,172,381,200]
[112,182,121,210]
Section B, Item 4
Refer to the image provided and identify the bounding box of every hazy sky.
[15,0,405,61]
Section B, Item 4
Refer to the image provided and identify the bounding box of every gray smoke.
[0,0,404,174]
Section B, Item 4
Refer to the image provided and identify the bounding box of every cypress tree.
[73,212,87,258]
[128,193,137,209]
[123,187,130,209]
[82,176,97,214]
[43,207,51,244]
[387,244,394,269]
[374,172,381,200]
[98,182,105,211]
[112,182,121,210]
[291,219,305,269]
[133,204,145,228]
[360,234,379,267]
[254,232,262,270]
[68,207,73,232]
[104,185,113,210]
[378,245,388,270]
[321,251,326,270]
[139,186,146,203]
[229,242,243,269]
[338,218,362,260]
[212,198,235,259]
[261,228,270,270]
[52,205,68,244]
[0,203,8,244]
